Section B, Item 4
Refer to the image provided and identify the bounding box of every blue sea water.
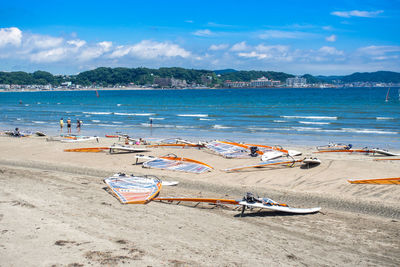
[0,87,399,148]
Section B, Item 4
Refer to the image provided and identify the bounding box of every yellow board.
[348,177,400,184]
[64,147,109,152]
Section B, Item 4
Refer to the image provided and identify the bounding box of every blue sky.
[0,0,399,75]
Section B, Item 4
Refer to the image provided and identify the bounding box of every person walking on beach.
[76,119,81,133]
[67,118,71,133]
[59,118,64,133]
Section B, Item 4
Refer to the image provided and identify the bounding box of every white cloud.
[318,46,344,56]
[0,27,22,47]
[331,10,383,18]
[30,47,68,63]
[357,45,400,56]
[237,44,291,61]
[325,34,337,42]
[209,44,229,51]
[109,40,191,59]
[230,41,248,51]
[78,41,113,61]
[25,34,63,49]
[193,29,213,37]
[258,30,312,39]
[67,39,87,48]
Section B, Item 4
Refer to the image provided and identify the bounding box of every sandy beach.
[0,135,399,266]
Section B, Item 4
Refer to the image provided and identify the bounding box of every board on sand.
[64,147,109,152]
[155,194,320,215]
[104,174,162,204]
[109,145,149,154]
[60,136,99,143]
[371,149,400,156]
[223,158,303,172]
[348,177,400,185]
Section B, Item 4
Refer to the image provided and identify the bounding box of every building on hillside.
[223,80,250,88]
[250,76,272,87]
[286,77,307,87]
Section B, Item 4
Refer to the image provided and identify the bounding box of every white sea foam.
[299,121,330,125]
[16,118,21,121]
[117,104,122,107]
[92,120,100,123]
[291,127,322,131]
[57,103,61,105]
[112,121,123,124]
[97,124,119,127]
[83,112,112,115]
[178,114,208,117]
[32,121,46,124]
[341,128,398,135]
[376,117,394,120]
[176,125,198,129]
[282,115,337,120]
[212,125,232,129]
[273,120,286,123]
[37,102,41,104]
[199,118,215,121]
[24,104,30,106]
[247,127,269,131]
[115,112,155,116]
[149,117,165,120]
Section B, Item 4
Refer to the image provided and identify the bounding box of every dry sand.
[0,135,399,266]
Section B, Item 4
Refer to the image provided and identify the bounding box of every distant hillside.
[213,69,237,75]
[219,70,294,83]
[1,68,400,86]
[318,71,400,83]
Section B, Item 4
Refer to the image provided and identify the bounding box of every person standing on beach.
[150,118,153,127]
[67,118,71,133]
[59,118,64,133]
[76,119,81,133]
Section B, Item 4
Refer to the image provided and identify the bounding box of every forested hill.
[0,67,399,86]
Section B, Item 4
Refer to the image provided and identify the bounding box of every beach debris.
[135,153,213,174]
[348,177,400,184]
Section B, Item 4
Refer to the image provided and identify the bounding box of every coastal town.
[1,74,399,91]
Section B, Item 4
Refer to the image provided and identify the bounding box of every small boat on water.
[385,88,390,102]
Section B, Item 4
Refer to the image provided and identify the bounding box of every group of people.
[60,118,82,133]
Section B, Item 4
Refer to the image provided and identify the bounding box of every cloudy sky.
[1,0,399,75]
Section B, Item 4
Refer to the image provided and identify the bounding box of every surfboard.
[104,174,162,204]
[260,150,284,161]
[371,149,400,156]
[348,177,400,184]
[109,145,149,154]
[238,199,321,214]
[223,158,303,172]
[155,196,320,214]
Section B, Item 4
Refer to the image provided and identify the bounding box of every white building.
[250,76,272,87]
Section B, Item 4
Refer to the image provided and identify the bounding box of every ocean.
[0,87,399,148]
